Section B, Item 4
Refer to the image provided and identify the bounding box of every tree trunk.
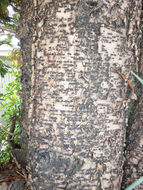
[19,0,141,189]
[121,9,143,189]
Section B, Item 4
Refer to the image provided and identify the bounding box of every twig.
[0,124,15,136]
[0,26,16,34]
[117,71,137,100]
[117,71,134,93]
[0,124,21,138]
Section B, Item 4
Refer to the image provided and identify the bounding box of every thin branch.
[0,26,16,34]
[0,125,15,136]
[0,124,21,138]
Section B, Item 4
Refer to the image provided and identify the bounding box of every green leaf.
[0,34,13,47]
[131,71,143,85]
[0,59,10,77]
[125,176,143,190]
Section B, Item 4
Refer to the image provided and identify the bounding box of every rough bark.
[121,94,143,189]
[18,1,33,157]
[8,180,25,190]
[19,0,141,189]
[121,9,143,189]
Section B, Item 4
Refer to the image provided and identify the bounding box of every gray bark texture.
[8,180,25,190]
[121,94,143,189]
[18,0,142,189]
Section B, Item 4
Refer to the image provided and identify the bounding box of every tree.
[18,0,142,189]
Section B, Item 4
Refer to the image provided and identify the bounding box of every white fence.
[0,45,14,94]
[0,70,14,124]
[0,46,16,134]
[0,73,14,94]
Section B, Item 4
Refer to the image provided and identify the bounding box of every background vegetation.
[0,50,21,164]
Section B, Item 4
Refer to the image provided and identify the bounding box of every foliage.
[0,58,10,77]
[0,0,20,42]
[0,50,21,164]
[0,144,11,164]
[0,0,20,26]
[0,33,13,46]
[0,33,13,78]
[0,0,21,163]
[0,0,10,23]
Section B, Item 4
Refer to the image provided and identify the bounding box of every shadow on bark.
[121,93,143,189]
